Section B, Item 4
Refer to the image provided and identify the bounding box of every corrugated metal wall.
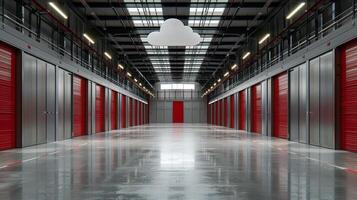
[207,50,337,150]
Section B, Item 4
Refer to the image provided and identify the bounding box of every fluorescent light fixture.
[48,2,68,19]
[118,64,124,70]
[127,72,132,77]
[213,82,217,86]
[224,71,229,77]
[139,83,142,86]
[143,86,146,90]
[134,78,138,82]
[242,52,251,60]
[83,33,95,44]
[104,52,112,60]
[259,33,271,44]
[286,2,306,19]
[231,64,237,70]
[217,78,221,83]
[210,86,213,89]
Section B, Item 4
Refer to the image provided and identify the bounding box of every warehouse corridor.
[0,124,357,200]
[3,0,357,199]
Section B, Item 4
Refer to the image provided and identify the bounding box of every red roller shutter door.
[251,84,262,133]
[0,43,16,150]
[341,40,357,152]
[73,75,87,137]
[173,101,184,123]
[133,100,137,126]
[239,91,246,130]
[121,95,126,128]
[230,95,234,128]
[223,98,228,127]
[111,91,117,130]
[138,101,142,125]
[129,98,133,127]
[95,85,105,133]
[273,72,288,139]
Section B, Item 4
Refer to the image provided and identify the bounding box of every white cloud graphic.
[147,18,202,46]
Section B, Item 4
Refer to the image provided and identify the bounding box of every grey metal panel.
[165,101,172,123]
[319,51,335,148]
[267,78,272,137]
[184,101,192,123]
[309,57,320,146]
[157,101,164,122]
[56,68,64,141]
[91,82,96,134]
[299,63,308,143]
[64,71,72,139]
[106,88,110,131]
[36,59,47,144]
[193,101,200,123]
[246,89,251,132]
[262,80,268,136]
[22,53,37,147]
[289,67,300,142]
[46,63,56,142]
[87,81,92,134]
[126,96,130,127]
[150,100,156,123]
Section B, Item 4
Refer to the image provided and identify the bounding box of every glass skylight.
[160,83,195,90]
[189,7,225,16]
[127,7,163,15]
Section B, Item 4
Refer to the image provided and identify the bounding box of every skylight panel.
[189,7,225,16]
[127,7,163,16]
[188,19,220,27]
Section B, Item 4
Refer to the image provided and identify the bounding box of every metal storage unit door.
[111,90,117,130]
[273,72,288,139]
[239,91,246,130]
[121,95,126,128]
[235,93,239,129]
[56,68,72,140]
[95,85,105,133]
[308,52,335,148]
[224,98,228,127]
[251,83,262,133]
[0,43,16,150]
[289,63,308,143]
[230,95,235,128]
[341,41,357,151]
[73,75,87,137]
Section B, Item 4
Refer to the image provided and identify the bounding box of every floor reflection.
[0,124,357,199]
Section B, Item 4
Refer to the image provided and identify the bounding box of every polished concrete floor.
[1,124,357,200]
